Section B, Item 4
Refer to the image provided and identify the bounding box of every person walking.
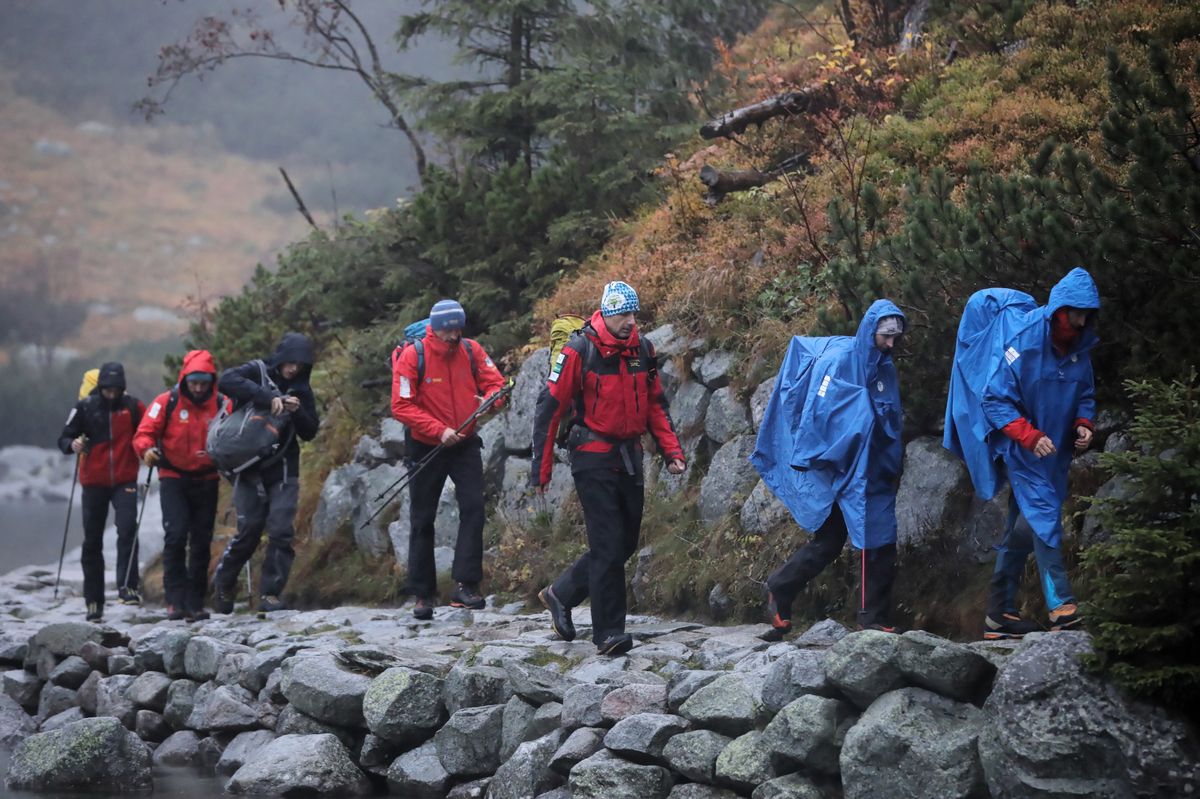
[133,350,224,622]
[391,299,507,620]
[531,281,686,656]
[57,362,145,620]
[751,300,907,640]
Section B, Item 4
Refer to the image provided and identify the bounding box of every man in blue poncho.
[751,299,906,641]
[944,267,1099,639]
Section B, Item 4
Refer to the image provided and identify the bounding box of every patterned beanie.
[430,299,467,331]
[599,281,640,317]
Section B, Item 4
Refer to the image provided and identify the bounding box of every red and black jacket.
[531,310,684,486]
[392,328,507,447]
[133,349,224,480]
[58,362,145,488]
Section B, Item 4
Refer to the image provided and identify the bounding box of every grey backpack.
[205,360,294,479]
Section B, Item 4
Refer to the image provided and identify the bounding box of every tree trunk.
[700,87,829,140]
[699,153,812,205]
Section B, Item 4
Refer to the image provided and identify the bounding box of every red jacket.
[531,310,684,486]
[59,396,144,488]
[133,350,223,480]
[391,329,507,446]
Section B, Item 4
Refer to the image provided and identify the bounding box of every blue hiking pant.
[987,491,1074,616]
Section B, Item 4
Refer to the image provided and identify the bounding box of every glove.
[142,448,160,467]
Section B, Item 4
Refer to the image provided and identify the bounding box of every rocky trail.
[2,562,1197,798]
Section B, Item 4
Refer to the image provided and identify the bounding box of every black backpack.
[205,360,294,479]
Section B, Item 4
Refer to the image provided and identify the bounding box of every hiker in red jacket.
[392,299,507,620]
[57,362,146,621]
[531,281,686,656]
[133,350,224,622]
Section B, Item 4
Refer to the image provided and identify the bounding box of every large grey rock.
[353,462,407,556]
[751,773,824,799]
[448,777,491,798]
[663,729,732,783]
[667,670,722,713]
[3,669,43,712]
[25,622,123,661]
[698,435,758,528]
[152,730,202,767]
[363,666,445,745]
[501,696,538,761]
[489,729,567,799]
[48,655,91,689]
[134,709,172,743]
[896,630,996,703]
[679,673,765,736]
[562,683,611,729]
[161,629,195,677]
[644,324,689,358]
[40,707,85,732]
[0,633,29,665]
[505,347,550,453]
[215,729,277,776]
[281,652,371,727]
[443,663,513,715]
[358,733,398,777]
[795,618,850,647]
[824,630,906,709]
[570,749,673,799]
[36,684,77,721]
[76,670,101,715]
[749,376,776,432]
[0,693,36,750]
[163,678,198,729]
[434,704,505,777]
[129,628,170,673]
[196,735,227,769]
[763,694,856,775]
[1081,474,1136,543]
[506,659,570,704]
[80,640,115,673]
[841,687,985,799]
[241,644,309,694]
[379,417,407,459]
[125,670,173,712]
[715,730,776,792]
[659,357,684,401]
[549,726,605,775]
[478,415,508,496]
[31,648,58,682]
[106,654,136,676]
[696,350,734,390]
[186,684,264,732]
[352,434,388,467]
[604,713,690,764]
[226,733,370,796]
[671,381,711,438]
[5,716,151,792]
[740,480,792,537]
[312,463,367,542]
[388,740,451,798]
[499,457,536,526]
[600,682,668,723]
[705,387,751,444]
[762,648,832,712]
[670,786,739,799]
[95,674,137,728]
[274,704,356,749]
[895,437,973,547]
[978,632,1200,798]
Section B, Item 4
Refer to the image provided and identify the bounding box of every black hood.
[268,332,314,381]
[96,362,126,391]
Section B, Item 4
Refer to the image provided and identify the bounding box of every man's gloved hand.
[142,448,161,467]
[70,436,87,454]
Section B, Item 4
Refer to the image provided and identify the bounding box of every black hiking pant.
[767,505,897,628]
[160,476,219,613]
[552,468,644,644]
[80,482,139,606]
[213,471,299,598]
[406,435,485,597]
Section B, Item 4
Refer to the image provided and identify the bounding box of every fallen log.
[699,153,812,205]
[700,88,825,139]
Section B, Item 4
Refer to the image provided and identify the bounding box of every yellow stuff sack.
[78,368,99,400]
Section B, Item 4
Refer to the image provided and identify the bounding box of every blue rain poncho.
[751,300,905,550]
[943,268,1099,547]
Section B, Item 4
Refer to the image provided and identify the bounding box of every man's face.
[100,387,121,401]
[186,378,211,396]
[1065,308,1089,330]
[279,362,301,380]
[434,327,463,345]
[603,312,636,339]
[874,333,900,353]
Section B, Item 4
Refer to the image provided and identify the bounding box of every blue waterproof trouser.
[987,491,1074,616]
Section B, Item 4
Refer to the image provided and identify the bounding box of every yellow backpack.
[549,315,586,372]
[78,368,99,400]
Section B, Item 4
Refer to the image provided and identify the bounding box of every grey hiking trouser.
[213,472,299,598]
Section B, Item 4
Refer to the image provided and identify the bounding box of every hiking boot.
[760,590,793,642]
[596,633,634,657]
[212,585,236,615]
[1049,603,1081,631]
[450,582,485,610]
[118,587,142,606]
[85,602,103,622]
[539,586,576,642]
[984,612,1041,640]
[413,596,435,621]
[166,605,187,621]
[257,596,286,618]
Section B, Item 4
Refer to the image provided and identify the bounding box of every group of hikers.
[58,267,1099,653]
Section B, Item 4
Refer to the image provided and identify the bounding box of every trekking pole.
[53,454,81,600]
[361,380,514,528]
[122,464,155,592]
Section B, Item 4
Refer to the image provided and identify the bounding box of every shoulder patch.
[147,402,161,419]
[817,374,832,398]
[1004,346,1020,365]
[399,376,412,398]
[65,408,77,425]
